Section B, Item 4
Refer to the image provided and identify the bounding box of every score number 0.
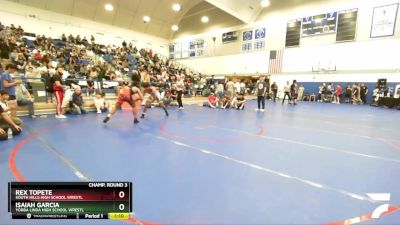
[119,191,125,211]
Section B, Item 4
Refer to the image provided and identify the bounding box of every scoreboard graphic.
[8,182,132,220]
[302,12,338,36]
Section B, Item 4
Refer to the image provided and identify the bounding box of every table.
[378,97,400,108]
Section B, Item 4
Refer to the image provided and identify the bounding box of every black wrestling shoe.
[141,114,145,119]
[103,117,110,123]
[134,119,140,124]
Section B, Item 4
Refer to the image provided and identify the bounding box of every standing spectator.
[256,76,267,112]
[234,80,241,94]
[61,34,67,42]
[94,92,109,114]
[53,68,67,119]
[360,83,368,104]
[70,87,87,115]
[318,84,323,102]
[225,79,235,99]
[271,82,278,102]
[282,81,291,105]
[290,80,298,105]
[216,81,224,99]
[352,84,361,105]
[344,84,352,103]
[176,75,184,109]
[334,84,342,104]
[240,80,246,94]
[1,64,22,116]
[16,83,35,118]
[297,84,304,100]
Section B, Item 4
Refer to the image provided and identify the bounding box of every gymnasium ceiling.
[7,0,324,40]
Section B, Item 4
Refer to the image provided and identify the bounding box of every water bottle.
[7,128,13,139]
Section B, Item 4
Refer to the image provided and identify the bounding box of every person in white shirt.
[240,81,246,94]
[282,81,291,105]
[93,92,109,114]
[176,76,185,109]
[216,81,224,99]
[234,81,241,94]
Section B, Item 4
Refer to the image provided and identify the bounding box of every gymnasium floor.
[1,100,399,225]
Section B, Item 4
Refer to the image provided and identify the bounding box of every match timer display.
[8,182,132,220]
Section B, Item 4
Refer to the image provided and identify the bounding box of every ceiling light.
[171,25,179,31]
[261,0,270,8]
[201,16,209,23]
[143,16,151,23]
[172,4,181,12]
[105,3,113,11]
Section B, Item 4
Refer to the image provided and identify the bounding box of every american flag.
[268,50,284,74]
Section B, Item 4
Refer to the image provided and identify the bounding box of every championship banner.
[370,3,399,38]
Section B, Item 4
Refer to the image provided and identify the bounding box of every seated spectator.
[232,93,246,110]
[207,92,218,108]
[163,89,175,107]
[93,92,109,114]
[0,90,22,137]
[69,87,87,115]
[220,95,231,109]
[16,83,35,118]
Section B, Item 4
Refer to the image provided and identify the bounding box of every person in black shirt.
[271,82,278,102]
[290,80,298,105]
[256,76,267,112]
[360,83,368,104]
[344,84,352,103]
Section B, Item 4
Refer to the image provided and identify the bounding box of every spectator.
[318,83,323,102]
[360,83,368,104]
[0,90,22,137]
[344,84,352,103]
[216,81,224,99]
[1,64,22,116]
[271,82,278,102]
[290,80,298,105]
[207,92,218,108]
[282,81,291,105]
[16,83,35,118]
[94,92,109,114]
[176,75,184,109]
[234,80,241,94]
[69,86,87,115]
[225,78,235,99]
[334,84,342,104]
[220,95,231,109]
[297,84,304,100]
[236,93,246,110]
[240,80,246,94]
[256,76,267,111]
[352,84,362,105]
